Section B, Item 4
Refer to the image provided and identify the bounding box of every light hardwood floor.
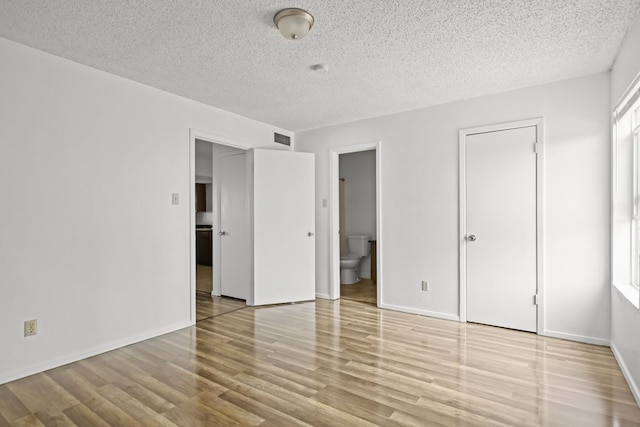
[340,279,377,305]
[196,291,246,322]
[1,298,639,426]
[196,264,213,294]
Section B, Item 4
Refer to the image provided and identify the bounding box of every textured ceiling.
[1,1,640,131]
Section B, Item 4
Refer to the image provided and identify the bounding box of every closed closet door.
[465,125,538,332]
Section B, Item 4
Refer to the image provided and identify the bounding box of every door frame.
[329,141,382,305]
[189,129,251,323]
[458,118,545,333]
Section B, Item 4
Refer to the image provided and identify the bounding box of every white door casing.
[220,152,251,300]
[250,149,316,306]
[459,119,544,333]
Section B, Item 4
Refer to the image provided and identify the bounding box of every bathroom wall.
[339,150,376,279]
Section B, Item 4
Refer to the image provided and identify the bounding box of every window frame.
[632,103,640,290]
[613,75,640,307]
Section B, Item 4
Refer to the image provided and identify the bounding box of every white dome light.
[274,8,314,40]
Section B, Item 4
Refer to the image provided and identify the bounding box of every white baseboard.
[611,342,640,408]
[0,320,193,385]
[315,292,333,300]
[543,329,609,346]
[378,303,460,322]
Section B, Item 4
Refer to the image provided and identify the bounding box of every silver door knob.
[467,234,476,242]
[219,231,227,236]
[308,232,315,236]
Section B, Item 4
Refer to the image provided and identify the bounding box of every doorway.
[459,119,544,333]
[330,141,382,304]
[190,130,317,321]
[190,130,251,322]
[195,141,214,297]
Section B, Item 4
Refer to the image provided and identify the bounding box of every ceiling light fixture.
[274,8,314,40]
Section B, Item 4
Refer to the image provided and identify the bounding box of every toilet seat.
[340,253,360,261]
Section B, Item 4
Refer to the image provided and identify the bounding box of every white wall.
[612,13,640,106]
[195,140,214,225]
[195,140,214,181]
[610,12,640,406]
[297,72,611,342]
[339,150,376,279]
[194,142,244,227]
[0,37,291,384]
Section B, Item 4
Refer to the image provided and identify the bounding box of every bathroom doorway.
[329,142,381,305]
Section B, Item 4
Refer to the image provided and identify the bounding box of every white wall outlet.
[421,280,430,291]
[172,193,179,205]
[24,319,37,337]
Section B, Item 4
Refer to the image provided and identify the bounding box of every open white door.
[250,149,315,306]
[219,153,250,300]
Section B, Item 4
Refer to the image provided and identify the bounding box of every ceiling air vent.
[274,132,291,146]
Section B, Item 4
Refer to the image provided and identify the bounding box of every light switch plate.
[172,193,179,205]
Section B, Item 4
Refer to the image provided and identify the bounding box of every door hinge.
[533,142,539,154]
[533,294,539,306]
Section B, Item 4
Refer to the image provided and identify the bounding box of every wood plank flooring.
[2,298,639,426]
[195,292,246,322]
[340,279,377,305]
[195,264,213,294]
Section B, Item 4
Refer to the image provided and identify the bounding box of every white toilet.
[340,235,371,284]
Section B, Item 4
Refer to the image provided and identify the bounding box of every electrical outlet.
[24,319,37,337]
[421,280,430,291]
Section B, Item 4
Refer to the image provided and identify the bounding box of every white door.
[251,149,315,306]
[220,153,250,300]
[465,125,537,332]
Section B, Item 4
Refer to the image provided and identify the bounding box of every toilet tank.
[347,235,371,257]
